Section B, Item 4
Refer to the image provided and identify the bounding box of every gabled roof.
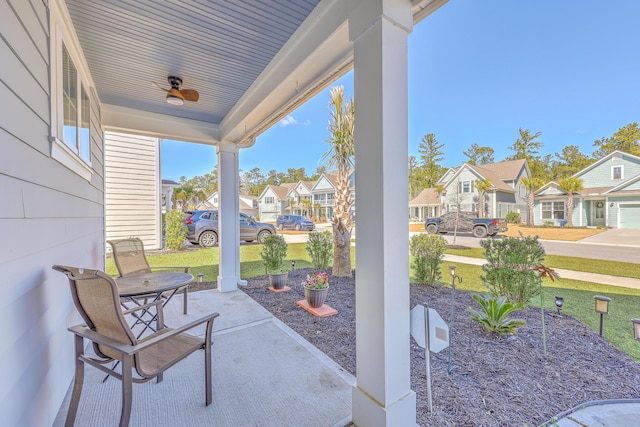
[467,164,516,192]
[572,150,640,178]
[476,159,528,181]
[604,174,640,194]
[409,188,440,206]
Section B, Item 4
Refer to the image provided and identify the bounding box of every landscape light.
[555,296,564,314]
[449,265,457,278]
[291,260,296,271]
[632,319,640,342]
[594,295,611,336]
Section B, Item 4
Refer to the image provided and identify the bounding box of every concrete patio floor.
[53,289,354,427]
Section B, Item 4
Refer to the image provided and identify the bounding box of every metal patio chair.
[52,265,219,427]
[108,237,191,314]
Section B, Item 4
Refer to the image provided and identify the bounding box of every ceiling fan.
[153,76,199,105]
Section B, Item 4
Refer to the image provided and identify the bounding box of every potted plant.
[302,271,329,308]
[261,234,288,289]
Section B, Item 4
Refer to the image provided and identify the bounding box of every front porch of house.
[53,289,354,426]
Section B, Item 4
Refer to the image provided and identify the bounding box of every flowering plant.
[302,272,329,289]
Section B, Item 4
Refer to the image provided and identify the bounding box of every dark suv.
[276,215,315,231]
[183,210,276,247]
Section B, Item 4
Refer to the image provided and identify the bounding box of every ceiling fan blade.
[180,89,199,102]
[167,88,185,100]
[152,81,170,93]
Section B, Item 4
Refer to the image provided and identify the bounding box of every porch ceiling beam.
[102,104,220,145]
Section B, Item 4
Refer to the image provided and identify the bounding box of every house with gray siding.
[434,159,531,220]
[3,1,449,425]
[534,151,640,228]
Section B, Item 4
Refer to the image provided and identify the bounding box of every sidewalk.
[443,254,640,290]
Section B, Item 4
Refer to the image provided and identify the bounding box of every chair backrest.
[108,238,152,277]
[52,265,137,360]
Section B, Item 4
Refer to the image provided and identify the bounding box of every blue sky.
[161,0,640,182]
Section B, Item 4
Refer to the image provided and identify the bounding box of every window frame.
[49,1,94,180]
[541,201,566,220]
[611,165,624,180]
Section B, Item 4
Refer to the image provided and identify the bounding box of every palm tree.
[173,185,206,212]
[474,178,492,218]
[520,177,544,226]
[434,184,446,216]
[558,177,584,227]
[322,86,355,277]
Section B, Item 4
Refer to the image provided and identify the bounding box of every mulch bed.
[192,268,640,426]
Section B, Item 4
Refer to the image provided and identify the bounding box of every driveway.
[578,228,640,246]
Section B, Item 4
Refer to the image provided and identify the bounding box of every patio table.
[117,271,194,335]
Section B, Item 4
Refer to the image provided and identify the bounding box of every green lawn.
[108,243,640,362]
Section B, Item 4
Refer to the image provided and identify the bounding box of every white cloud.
[279,115,311,127]
[279,115,298,127]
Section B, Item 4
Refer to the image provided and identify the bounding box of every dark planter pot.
[269,272,288,289]
[304,287,329,308]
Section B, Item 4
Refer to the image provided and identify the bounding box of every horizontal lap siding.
[104,132,161,250]
[0,1,105,426]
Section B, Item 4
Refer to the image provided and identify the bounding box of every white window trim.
[49,0,95,181]
[611,165,624,180]
[541,200,566,220]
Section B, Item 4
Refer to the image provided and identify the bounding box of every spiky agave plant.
[468,294,525,336]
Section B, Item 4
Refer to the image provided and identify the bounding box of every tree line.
[408,122,640,200]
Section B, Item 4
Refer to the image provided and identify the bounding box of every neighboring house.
[258,183,296,221]
[198,191,259,218]
[285,180,315,217]
[162,179,181,212]
[409,188,440,220]
[434,159,531,220]
[534,151,640,228]
[310,170,355,221]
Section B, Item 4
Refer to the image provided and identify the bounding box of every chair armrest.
[68,324,137,355]
[133,312,220,352]
[150,266,190,274]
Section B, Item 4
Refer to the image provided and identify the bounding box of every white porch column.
[216,140,244,292]
[349,1,416,426]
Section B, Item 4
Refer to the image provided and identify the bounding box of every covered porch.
[2,0,448,426]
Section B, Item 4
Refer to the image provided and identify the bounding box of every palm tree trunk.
[332,217,352,276]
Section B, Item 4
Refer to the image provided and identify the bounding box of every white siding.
[104,132,161,250]
[0,1,105,425]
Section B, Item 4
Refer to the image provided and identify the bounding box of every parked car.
[183,210,276,247]
[425,211,508,238]
[276,214,315,231]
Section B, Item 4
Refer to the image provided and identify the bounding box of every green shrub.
[306,231,333,270]
[164,209,187,250]
[468,294,525,336]
[480,235,545,305]
[410,233,447,285]
[505,211,520,224]
[261,234,288,273]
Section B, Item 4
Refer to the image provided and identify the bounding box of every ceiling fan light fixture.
[166,94,184,105]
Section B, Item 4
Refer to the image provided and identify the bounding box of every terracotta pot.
[304,287,328,308]
[269,272,288,289]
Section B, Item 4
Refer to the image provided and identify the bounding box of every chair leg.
[205,341,212,406]
[183,287,188,315]
[65,335,85,427]
[119,355,133,427]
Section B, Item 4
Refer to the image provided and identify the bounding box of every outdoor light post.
[448,265,462,375]
[632,319,640,342]
[594,295,611,337]
[555,296,564,314]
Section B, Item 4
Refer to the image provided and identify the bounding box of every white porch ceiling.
[64,0,447,145]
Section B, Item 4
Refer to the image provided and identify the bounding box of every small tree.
[474,178,492,218]
[260,234,288,273]
[480,235,546,305]
[410,233,447,285]
[520,177,544,226]
[306,231,333,270]
[164,209,187,250]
